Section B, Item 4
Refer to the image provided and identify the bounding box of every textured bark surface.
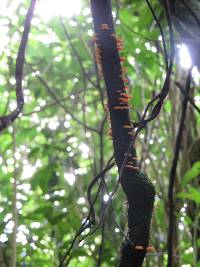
[90,1,155,266]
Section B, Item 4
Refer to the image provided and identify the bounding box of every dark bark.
[90,1,155,266]
[187,137,200,262]
[167,69,191,267]
[0,0,36,131]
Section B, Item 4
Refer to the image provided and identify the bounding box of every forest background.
[0,0,200,266]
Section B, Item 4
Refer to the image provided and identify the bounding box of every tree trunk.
[90,1,155,266]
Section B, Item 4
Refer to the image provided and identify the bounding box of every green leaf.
[182,161,200,186]
[31,165,55,194]
[177,186,200,204]
[182,253,194,264]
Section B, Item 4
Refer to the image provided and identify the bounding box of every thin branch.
[120,17,158,42]
[146,0,169,71]
[133,0,175,128]
[175,82,200,114]
[167,69,192,267]
[58,157,115,267]
[97,223,105,267]
[35,74,99,133]
[87,156,115,224]
[11,127,18,267]
[60,18,98,89]
[0,0,36,131]
[23,90,84,116]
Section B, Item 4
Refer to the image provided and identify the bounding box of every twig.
[23,90,84,116]
[133,0,175,128]
[87,156,115,225]
[58,157,115,267]
[145,0,169,71]
[120,17,158,42]
[60,18,98,89]
[35,74,99,133]
[175,82,200,114]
